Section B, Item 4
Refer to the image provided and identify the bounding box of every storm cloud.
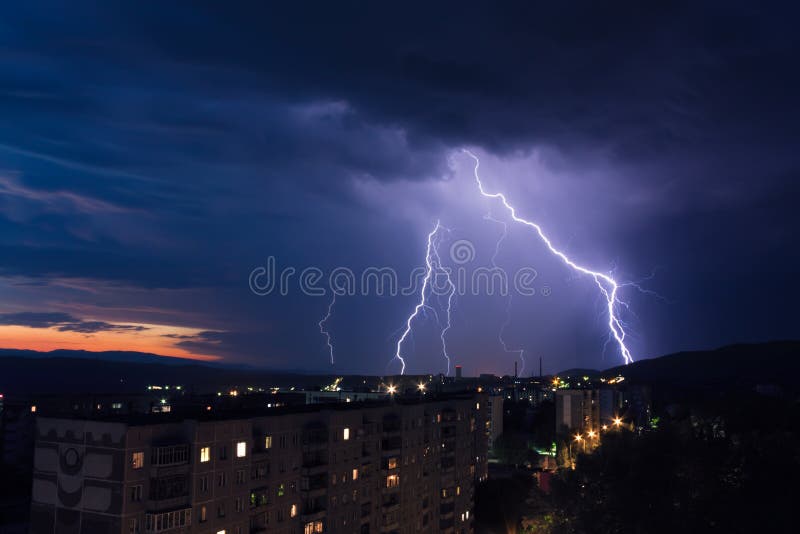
[0,1,797,372]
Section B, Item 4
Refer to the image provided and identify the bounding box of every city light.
[387,384,397,394]
[574,433,583,442]
[613,417,623,427]
[417,382,426,392]
[587,430,597,439]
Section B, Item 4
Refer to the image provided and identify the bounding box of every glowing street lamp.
[387,384,397,395]
[417,382,426,392]
[587,430,597,439]
[571,433,585,456]
[613,417,623,428]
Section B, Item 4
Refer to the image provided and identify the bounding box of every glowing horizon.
[0,323,220,361]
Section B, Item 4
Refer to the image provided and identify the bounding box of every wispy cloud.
[0,173,129,214]
[0,311,150,334]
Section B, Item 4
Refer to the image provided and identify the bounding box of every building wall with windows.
[485,396,503,451]
[554,389,599,436]
[30,394,487,534]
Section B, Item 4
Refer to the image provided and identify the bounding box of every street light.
[417,382,426,392]
[587,430,597,439]
[387,384,397,395]
[573,433,586,454]
[613,417,623,428]
[601,424,608,431]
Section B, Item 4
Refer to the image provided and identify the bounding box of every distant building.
[486,395,504,451]
[455,366,462,380]
[30,394,488,534]
[620,385,652,430]
[555,389,599,437]
[555,388,627,438]
[304,391,388,405]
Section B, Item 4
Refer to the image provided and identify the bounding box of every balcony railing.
[150,444,189,467]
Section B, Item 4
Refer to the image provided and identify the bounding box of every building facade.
[30,394,487,534]
[485,396,503,452]
[555,388,623,437]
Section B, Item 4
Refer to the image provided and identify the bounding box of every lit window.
[277,483,285,497]
[343,428,350,440]
[387,457,397,470]
[30,405,37,413]
[476,402,480,410]
[200,505,207,522]
[131,451,144,469]
[456,486,461,495]
[217,531,226,534]
[291,504,297,518]
[352,468,358,481]
[236,441,247,458]
[314,521,323,533]
[386,474,399,488]
[265,435,272,449]
[200,446,210,463]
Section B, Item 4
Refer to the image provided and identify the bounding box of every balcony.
[300,475,328,498]
[300,507,326,523]
[150,444,189,467]
[144,507,191,533]
[147,474,189,507]
[302,451,328,474]
[381,436,402,453]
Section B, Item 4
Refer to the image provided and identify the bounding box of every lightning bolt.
[430,228,456,375]
[465,150,634,365]
[484,211,526,374]
[318,292,336,365]
[393,220,455,375]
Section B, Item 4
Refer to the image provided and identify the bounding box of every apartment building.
[485,396,503,452]
[555,388,622,437]
[29,394,488,534]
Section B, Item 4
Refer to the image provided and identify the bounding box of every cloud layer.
[0,1,797,372]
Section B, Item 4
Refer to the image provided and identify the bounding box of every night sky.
[1,1,798,375]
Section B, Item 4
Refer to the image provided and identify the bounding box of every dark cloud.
[0,1,797,371]
[0,311,149,334]
[0,312,76,329]
[56,321,148,334]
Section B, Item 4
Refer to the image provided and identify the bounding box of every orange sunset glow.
[0,323,220,361]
